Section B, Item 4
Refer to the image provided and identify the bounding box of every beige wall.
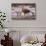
[0,0,46,31]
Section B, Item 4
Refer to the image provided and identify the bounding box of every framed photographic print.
[11,3,36,20]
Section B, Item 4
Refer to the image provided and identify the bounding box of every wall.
[0,0,46,28]
[0,0,46,30]
[10,0,46,28]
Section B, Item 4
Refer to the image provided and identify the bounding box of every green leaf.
[0,12,2,13]
[4,13,5,14]
[3,16,6,17]
[1,25,3,28]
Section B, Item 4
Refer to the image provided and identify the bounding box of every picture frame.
[11,3,36,20]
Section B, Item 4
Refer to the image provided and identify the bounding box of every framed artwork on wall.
[11,3,36,20]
